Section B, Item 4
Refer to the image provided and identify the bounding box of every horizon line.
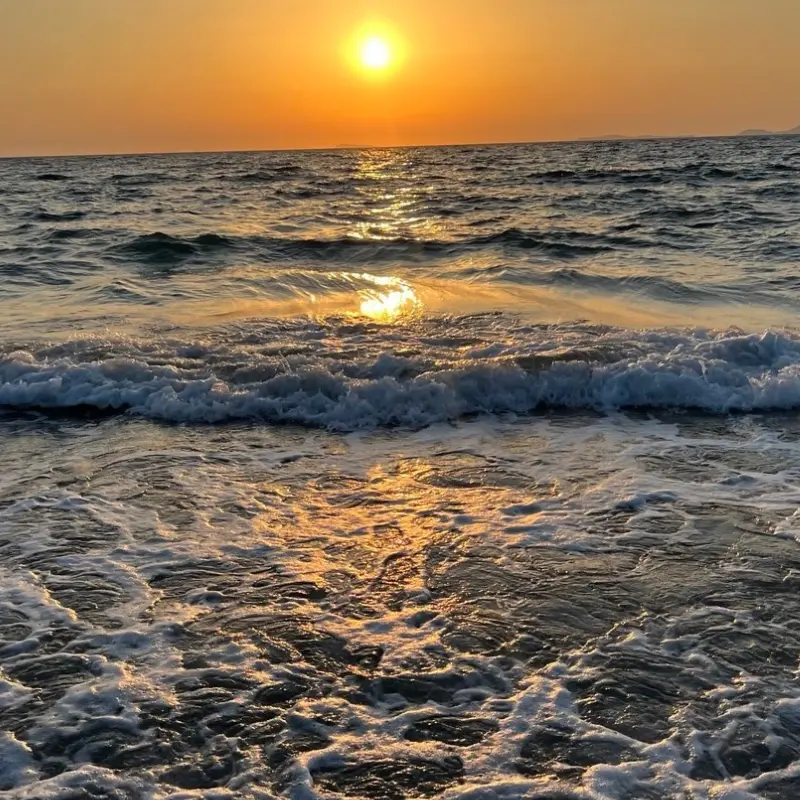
[1,130,797,161]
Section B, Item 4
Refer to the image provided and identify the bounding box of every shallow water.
[2,139,800,799]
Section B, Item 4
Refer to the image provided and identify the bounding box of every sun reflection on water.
[343,150,432,321]
[350,148,443,242]
[357,273,420,320]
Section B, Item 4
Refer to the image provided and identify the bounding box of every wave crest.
[110,226,656,267]
[2,320,800,429]
[113,232,236,262]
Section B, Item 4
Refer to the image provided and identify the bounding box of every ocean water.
[2,138,800,799]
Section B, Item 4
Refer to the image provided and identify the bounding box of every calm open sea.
[2,138,800,798]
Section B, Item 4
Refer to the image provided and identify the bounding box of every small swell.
[109,173,164,186]
[47,228,96,241]
[193,233,235,248]
[527,162,789,186]
[465,265,755,304]
[476,228,656,256]
[108,224,668,266]
[636,205,717,222]
[33,210,87,222]
[113,232,236,263]
[530,168,667,185]
[700,166,738,179]
[273,235,455,262]
[543,269,713,301]
[236,165,303,183]
[757,184,800,199]
[274,229,621,261]
[771,162,800,172]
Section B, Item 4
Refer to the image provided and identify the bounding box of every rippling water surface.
[3,138,800,799]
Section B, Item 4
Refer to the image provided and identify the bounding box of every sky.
[1,0,799,157]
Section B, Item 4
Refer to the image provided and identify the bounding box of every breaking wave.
[3,319,800,429]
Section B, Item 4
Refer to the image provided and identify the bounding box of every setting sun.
[345,22,404,79]
[361,37,392,70]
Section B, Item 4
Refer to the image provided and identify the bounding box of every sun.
[345,23,404,78]
[360,36,392,71]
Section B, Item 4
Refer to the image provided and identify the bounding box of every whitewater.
[2,137,800,799]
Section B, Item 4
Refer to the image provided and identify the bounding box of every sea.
[1,137,800,799]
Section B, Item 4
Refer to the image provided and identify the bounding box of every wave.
[112,232,237,262]
[275,184,348,200]
[110,227,654,266]
[475,228,656,255]
[756,184,800,199]
[46,228,97,241]
[109,173,165,186]
[635,204,719,222]
[527,162,795,185]
[236,165,303,183]
[502,267,725,302]
[34,173,70,182]
[111,231,449,265]
[33,210,87,222]
[3,320,800,429]
[770,163,800,172]
[532,168,669,185]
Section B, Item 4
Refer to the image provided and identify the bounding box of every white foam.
[4,767,156,799]
[3,321,800,429]
[2,381,800,797]
[0,733,37,790]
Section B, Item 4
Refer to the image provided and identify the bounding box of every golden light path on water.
[357,274,421,320]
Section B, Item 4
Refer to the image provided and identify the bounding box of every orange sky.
[1,0,799,156]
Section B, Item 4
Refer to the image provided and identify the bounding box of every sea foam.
[2,319,800,429]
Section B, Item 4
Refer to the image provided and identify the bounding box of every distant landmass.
[737,124,800,137]
[578,134,691,142]
[580,125,800,143]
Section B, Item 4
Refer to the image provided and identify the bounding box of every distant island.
[579,124,800,143]
[578,133,691,142]
[579,134,650,141]
[737,124,800,137]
